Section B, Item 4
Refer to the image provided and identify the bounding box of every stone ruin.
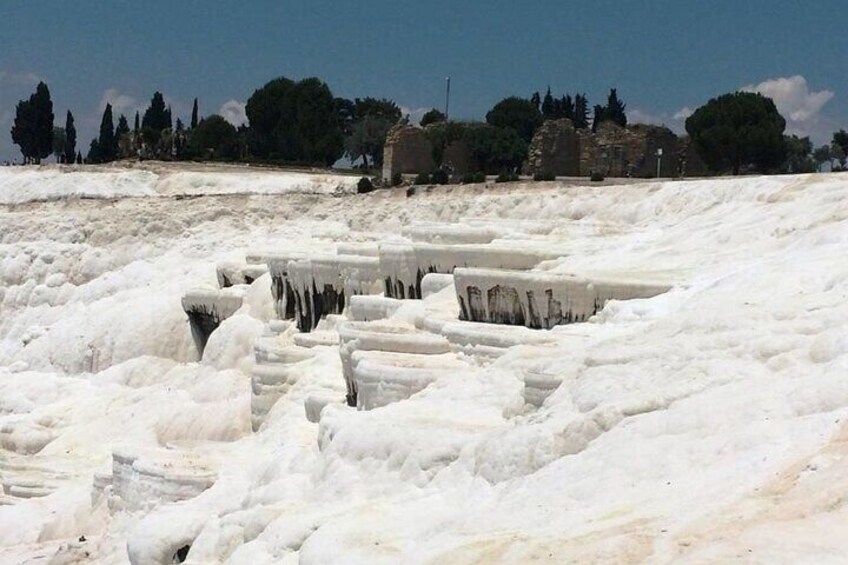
[381,123,477,181]
[525,120,685,178]
[383,118,709,180]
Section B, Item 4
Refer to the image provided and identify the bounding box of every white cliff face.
[1,167,848,564]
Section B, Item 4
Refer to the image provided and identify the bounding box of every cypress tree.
[191,98,199,129]
[76,151,82,164]
[134,111,140,134]
[64,111,77,164]
[11,81,54,163]
[541,87,555,120]
[560,95,574,121]
[573,94,589,129]
[592,104,606,132]
[530,92,541,113]
[142,92,169,131]
[97,104,116,162]
[115,114,130,158]
[605,88,627,127]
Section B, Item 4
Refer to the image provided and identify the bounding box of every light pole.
[445,77,451,121]
[656,148,663,178]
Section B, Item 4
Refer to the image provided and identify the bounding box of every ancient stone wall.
[522,119,580,176]
[382,125,436,181]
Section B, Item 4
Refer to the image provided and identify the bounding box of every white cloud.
[98,88,142,120]
[400,105,429,126]
[672,106,693,120]
[742,75,835,142]
[219,99,247,127]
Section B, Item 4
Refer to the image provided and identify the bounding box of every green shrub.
[472,171,486,183]
[590,172,605,182]
[357,177,374,193]
[533,171,556,181]
[414,172,430,185]
[495,172,519,183]
[430,169,449,185]
[391,172,403,187]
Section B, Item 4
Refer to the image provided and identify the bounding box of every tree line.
[9,78,848,176]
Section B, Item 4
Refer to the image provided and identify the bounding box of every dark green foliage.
[76,151,82,165]
[461,172,487,184]
[424,121,467,165]
[97,103,116,162]
[782,135,814,173]
[590,172,605,182]
[813,145,832,170]
[573,94,589,129]
[530,92,541,112]
[357,176,374,193]
[605,88,627,127]
[560,95,574,121]
[245,76,344,165]
[485,97,542,143]
[335,98,356,136]
[115,115,131,159]
[11,81,54,163]
[495,172,519,183]
[344,97,402,167]
[414,172,430,185]
[420,108,446,127]
[64,111,76,164]
[533,171,556,181]
[541,87,555,119]
[134,111,140,134]
[592,104,606,132]
[52,127,66,162]
[465,124,528,173]
[391,172,403,187]
[592,89,627,130]
[190,98,199,129]
[142,92,170,132]
[833,130,848,169]
[685,91,787,174]
[189,115,239,160]
[430,169,449,185]
[86,139,101,164]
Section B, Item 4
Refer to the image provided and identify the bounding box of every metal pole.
[656,148,663,178]
[445,77,451,120]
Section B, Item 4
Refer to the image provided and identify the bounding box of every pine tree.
[64,111,77,164]
[191,98,199,129]
[541,87,555,120]
[134,111,140,134]
[98,104,116,162]
[573,94,589,129]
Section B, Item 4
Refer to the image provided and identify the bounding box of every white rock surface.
[2,169,848,564]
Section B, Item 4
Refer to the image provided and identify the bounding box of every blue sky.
[0,0,844,161]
